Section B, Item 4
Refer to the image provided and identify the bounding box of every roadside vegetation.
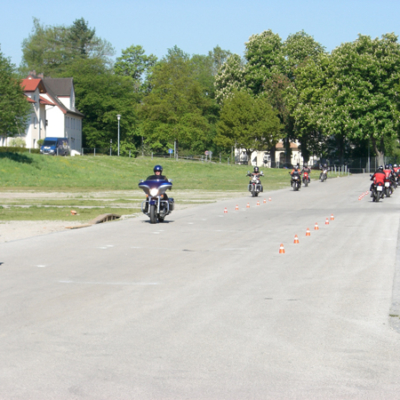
[0,153,338,221]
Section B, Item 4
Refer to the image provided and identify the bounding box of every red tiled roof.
[25,95,36,103]
[39,95,55,106]
[21,79,41,92]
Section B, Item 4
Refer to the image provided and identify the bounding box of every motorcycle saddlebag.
[168,198,175,211]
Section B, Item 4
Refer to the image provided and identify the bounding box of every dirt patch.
[0,189,248,243]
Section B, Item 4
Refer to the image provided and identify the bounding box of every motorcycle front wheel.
[149,205,157,224]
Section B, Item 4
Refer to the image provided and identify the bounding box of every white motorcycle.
[247,171,264,197]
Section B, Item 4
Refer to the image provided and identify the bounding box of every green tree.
[60,58,139,150]
[215,90,282,159]
[0,48,31,137]
[140,47,217,154]
[293,34,400,162]
[20,18,114,76]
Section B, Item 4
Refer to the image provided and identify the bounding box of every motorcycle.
[302,171,310,187]
[290,172,301,191]
[247,172,264,197]
[320,169,328,182]
[371,180,384,202]
[384,176,393,198]
[139,178,174,224]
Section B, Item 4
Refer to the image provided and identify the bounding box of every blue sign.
[168,149,174,154]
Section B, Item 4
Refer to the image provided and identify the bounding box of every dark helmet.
[385,164,389,169]
[378,165,384,171]
[323,163,327,168]
[254,166,259,173]
[154,165,163,173]
[296,164,300,169]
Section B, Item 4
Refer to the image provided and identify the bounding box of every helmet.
[378,165,384,171]
[153,165,163,173]
[296,164,300,169]
[323,163,327,168]
[385,164,389,169]
[254,166,259,173]
[394,164,398,168]
[304,163,308,167]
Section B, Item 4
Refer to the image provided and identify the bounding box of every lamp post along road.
[117,114,121,156]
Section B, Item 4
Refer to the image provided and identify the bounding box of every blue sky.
[1,0,399,67]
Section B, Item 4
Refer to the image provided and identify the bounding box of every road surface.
[1,174,399,399]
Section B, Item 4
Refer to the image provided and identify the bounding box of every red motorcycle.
[302,171,310,187]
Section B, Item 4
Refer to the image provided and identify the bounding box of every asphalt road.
[1,174,400,400]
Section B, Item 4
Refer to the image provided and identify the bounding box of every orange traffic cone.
[330,214,334,221]
[314,222,319,231]
[325,218,329,225]
[257,201,260,206]
[279,243,285,254]
[269,197,272,202]
[358,196,361,201]
[235,205,239,211]
[224,207,228,214]
[294,235,299,244]
[306,228,311,236]
[246,203,250,208]
[263,198,267,203]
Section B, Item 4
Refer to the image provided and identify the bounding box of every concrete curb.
[390,217,400,333]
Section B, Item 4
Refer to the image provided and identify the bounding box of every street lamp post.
[117,114,121,156]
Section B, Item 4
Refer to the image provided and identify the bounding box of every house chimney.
[38,73,44,79]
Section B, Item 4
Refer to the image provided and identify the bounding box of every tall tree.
[293,33,400,162]
[215,90,282,159]
[140,47,216,154]
[0,48,31,137]
[20,18,114,76]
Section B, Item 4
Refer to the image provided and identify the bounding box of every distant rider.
[301,163,311,184]
[290,164,302,186]
[320,163,329,180]
[370,165,386,194]
[144,165,169,212]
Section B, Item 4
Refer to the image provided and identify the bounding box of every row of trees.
[2,18,400,162]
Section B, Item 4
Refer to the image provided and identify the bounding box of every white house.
[0,73,84,151]
[235,140,319,167]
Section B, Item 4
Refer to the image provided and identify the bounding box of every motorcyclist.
[146,165,168,181]
[247,166,262,177]
[290,164,302,186]
[144,165,169,212]
[320,163,329,180]
[370,165,386,195]
[301,163,311,184]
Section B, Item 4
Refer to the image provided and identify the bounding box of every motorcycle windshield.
[139,179,172,196]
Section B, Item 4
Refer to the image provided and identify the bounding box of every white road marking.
[59,280,160,285]
[97,247,108,249]
[36,265,46,268]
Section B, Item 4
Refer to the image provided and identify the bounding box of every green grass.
[0,152,323,191]
[0,206,139,221]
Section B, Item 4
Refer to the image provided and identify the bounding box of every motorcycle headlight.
[150,188,159,197]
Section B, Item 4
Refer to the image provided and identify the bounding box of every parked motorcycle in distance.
[290,171,301,191]
[303,171,310,187]
[246,171,264,197]
[139,178,174,224]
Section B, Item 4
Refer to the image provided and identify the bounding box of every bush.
[37,139,44,147]
[9,138,26,148]
[0,147,40,154]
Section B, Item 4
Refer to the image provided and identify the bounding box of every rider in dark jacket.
[144,165,169,212]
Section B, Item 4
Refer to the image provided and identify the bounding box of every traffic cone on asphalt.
[279,243,285,254]
[257,201,260,206]
[235,205,239,211]
[358,196,361,200]
[306,228,311,236]
[325,218,329,225]
[263,198,267,203]
[246,203,250,208]
[224,207,228,214]
[314,223,319,231]
[269,197,272,202]
[330,214,334,221]
[294,235,299,244]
